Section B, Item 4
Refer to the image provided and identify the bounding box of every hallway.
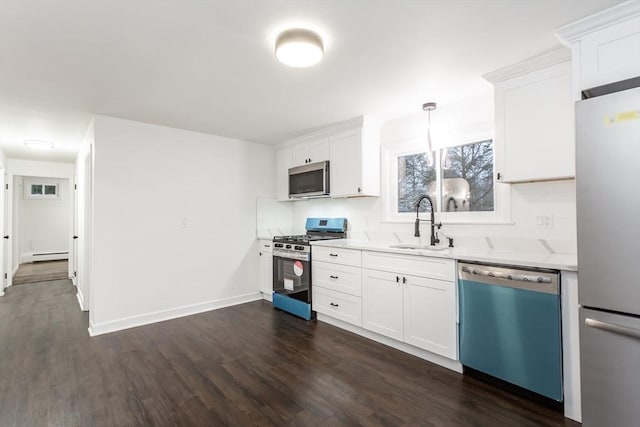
[12,260,69,285]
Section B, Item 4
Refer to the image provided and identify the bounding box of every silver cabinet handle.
[585,318,640,340]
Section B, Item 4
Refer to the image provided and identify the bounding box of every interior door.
[0,171,5,295]
[72,175,78,284]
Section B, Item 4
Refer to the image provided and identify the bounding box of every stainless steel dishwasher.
[458,262,562,401]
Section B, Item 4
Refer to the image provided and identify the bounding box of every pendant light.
[422,102,436,166]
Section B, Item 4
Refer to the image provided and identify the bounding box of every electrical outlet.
[536,214,553,229]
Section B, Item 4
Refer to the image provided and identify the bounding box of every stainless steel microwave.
[288,160,330,198]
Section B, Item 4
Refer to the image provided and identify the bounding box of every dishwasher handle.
[458,262,559,295]
[461,265,552,284]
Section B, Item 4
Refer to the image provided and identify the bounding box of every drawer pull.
[330,275,339,279]
[329,253,338,257]
[402,277,407,284]
[396,276,400,283]
[330,302,339,307]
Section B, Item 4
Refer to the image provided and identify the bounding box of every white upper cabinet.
[485,48,575,183]
[330,121,380,197]
[276,116,381,200]
[555,2,640,96]
[276,146,292,202]
[291,136,330,167]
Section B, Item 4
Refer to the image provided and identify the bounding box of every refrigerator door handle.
[585,318,640,340]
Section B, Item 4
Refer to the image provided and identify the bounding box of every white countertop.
[311,239,578,271]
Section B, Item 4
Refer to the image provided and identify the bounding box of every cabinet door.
[403,275,456,359]
[498,62,574,182]
[308,137,330,164]
[276,147,292,201]
[362,269,403,341]
[292,137,330,167]
[330,129,363,197]
[291,143,309,167]
[259,252,273,294]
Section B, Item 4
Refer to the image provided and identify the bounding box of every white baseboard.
[88,292,263,336]
[76,288,87,311]
[261,291,273,302]
[317,313,463,373]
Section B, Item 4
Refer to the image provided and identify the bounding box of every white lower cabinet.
[362,269,404,341]
[312,249,363,327]
[258,239,273,296]
[312,287,362,326]
[312,246,458,362]
[403,275,456,359]
[362,251,457,360]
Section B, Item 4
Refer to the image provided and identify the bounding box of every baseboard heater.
[30,251,69,262]
[34,251,68,257]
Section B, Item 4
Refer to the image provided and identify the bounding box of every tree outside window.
[397,152,436,213]
[396,140,494,214]
[441,140,494,212]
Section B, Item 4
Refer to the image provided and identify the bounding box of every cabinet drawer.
[313,287,362,327]
[363,251,454,282]
[312,246,362,267]
[312,261,362,297]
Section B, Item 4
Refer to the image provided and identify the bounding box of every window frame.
[24,181,60,200]
[382,121,511,224]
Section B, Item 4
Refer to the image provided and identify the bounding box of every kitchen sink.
[389,244,449,251]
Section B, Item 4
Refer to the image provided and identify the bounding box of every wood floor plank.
[0,280,579,426]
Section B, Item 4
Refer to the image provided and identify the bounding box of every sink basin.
[389,244,449,251]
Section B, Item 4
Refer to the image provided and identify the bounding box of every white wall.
[18,176,70,262]
[291,92,577,253]
[89,115,275,335]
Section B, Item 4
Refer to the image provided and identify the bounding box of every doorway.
[9,176,71,285]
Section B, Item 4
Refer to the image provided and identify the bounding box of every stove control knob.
[285,244,292,249]
[294,245,305,250]
[274,243,283,248]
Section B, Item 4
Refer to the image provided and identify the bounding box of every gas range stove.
[272,218,348,256]
[271,218,347,320]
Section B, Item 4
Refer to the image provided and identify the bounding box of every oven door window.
[273,256,310,302]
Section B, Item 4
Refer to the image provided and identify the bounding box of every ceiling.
[0,0,622,162]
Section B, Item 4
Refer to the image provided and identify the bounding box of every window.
[397,152,435,213]
[26,182,59,199]
[384,123,509,223]
[440,139,494,212]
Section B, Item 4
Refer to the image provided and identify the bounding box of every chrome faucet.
[414,195,442,246]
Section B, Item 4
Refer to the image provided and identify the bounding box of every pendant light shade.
[423,102,437,166]
[275,28,324,67]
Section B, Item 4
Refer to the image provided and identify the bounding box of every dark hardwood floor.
[0,280,579,426]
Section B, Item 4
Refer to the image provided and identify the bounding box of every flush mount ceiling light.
[24,139,55,150]
[275,28,324,67]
